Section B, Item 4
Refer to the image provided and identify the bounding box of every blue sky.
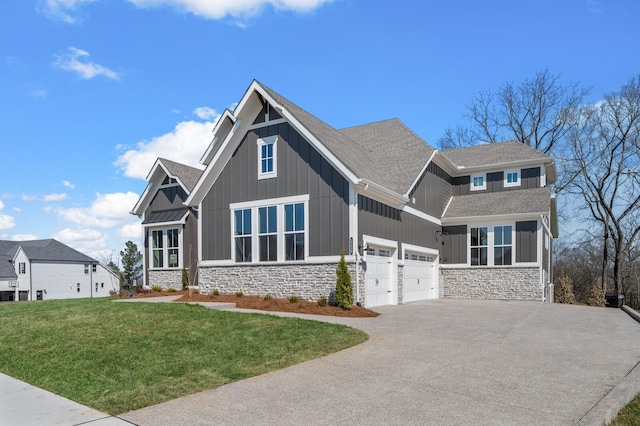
[0,0,638,260]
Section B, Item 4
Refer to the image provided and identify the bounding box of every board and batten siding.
[408,161,453,218]
[516,220,538,263]
[453,167,541,195]
[201,121,349,261]
[357,195,440,252]
[148,186,189,212]
[441,225,467,264]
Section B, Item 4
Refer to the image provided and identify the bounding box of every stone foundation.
[440,267,542,300]
[148,270,183,290]
[199,262,363,303]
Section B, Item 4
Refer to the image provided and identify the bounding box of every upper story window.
[257,136,278,180]
[92,264,97,273]
[151,228,181,268]
[471,174,486,191]
[84,264,89,274]
[504,170,520,188]
[231,196,308,263]
[18,262,26,274]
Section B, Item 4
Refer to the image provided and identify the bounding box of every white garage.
[364,246,395,308]
[402,251,438,303]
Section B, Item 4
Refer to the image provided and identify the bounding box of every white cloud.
[51,192,141,228]
[0,201,4,209]
[120,222,142,239]
[11,234,39,241]
[128,0,332,19]
[53,47,119,80]
[40,0,97,23]
[29,89,47,99]
[193,106,218,120]
[114,118,213,179]
[44,193,69,202]
[0,214,16,230]
[62,180,75,189]
[54,227,109,258]
[22,195,38,201]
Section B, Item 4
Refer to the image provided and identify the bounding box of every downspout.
[90,263,93,298]
[355,250,360,305]
[29,261,33,301]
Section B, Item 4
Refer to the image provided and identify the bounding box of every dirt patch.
[132,290,379,318]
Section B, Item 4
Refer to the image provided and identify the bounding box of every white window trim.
[467,224,515,267]
[470,174,486,191]
[257,135,278,180]
[149,227,183,269]
[504,169,521,188]
[230,195,309,264]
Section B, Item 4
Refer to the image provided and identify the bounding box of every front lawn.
[611,393,640,425]
[0,298,367,414]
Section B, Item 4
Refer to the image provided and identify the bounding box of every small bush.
[263,294,272,301]
[335,250,353,310]
[235,291,244,298]
[151,285,163,292]
[317,296,328,307]
[167,287,177,293]
[212,289,220,296]
[555,276,576,304]
[289,295,299,303]
[586,284,607,307]
[181,268,189,291]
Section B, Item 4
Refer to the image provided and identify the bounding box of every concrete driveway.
[120,300,640,426]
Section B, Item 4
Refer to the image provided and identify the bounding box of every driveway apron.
[120,300,640,426]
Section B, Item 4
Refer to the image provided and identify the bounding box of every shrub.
[335,250,353,310]
[167,287,177,293]
[586,284,607,307]
[554,276,576,304]
[235,291,244,298]
[151,285,163,292]
[289,295,299,303]
[212,289,220,296]
[317,296,328,307]
[263,294,272,301]
[181,267,189,291]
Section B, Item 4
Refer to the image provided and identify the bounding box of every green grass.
[0,298,367,415]
[611,393,640,425]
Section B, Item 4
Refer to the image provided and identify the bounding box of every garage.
[364,246,394,307]
[403,251,437,303]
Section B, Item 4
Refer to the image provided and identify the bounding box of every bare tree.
[564,76,640,301]
[439,69,590,153]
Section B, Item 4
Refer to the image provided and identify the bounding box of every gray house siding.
[440,225,467,264]
[200,121,349,261]
[516,220,538,263]
[149,186,189,211]
[409,162,453,218]
[453,167,541,195]
[357,195,440,252]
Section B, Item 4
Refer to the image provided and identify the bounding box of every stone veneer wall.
[148,270,183,290]
[199,262,363,303]
[440,267,542,300]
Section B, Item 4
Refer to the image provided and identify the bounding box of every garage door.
[403,252,437,303]
[365,247,394,307]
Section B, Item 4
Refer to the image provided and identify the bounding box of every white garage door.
[403,252,437,303]
[365,247,394,307]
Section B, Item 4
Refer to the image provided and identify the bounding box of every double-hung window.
[471,174,486,191]
[151,228,181,268]
[504,170,520,188]
[257,136,277,179]
[493,225,513,265]
[234,209,252,262]
[285,203,305,261]
[231,196,308,263]
[18,262,25,274]
[470,227,488,266]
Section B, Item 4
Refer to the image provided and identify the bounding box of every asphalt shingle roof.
[259,82,435,195]
[0,239,96,264]
[441,141,551,169]
[158,158,203,192]
[142,207,190,225]
[443,186,552,219]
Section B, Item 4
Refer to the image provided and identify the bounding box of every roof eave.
[356,179,409,208]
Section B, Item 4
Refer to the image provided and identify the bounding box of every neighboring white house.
[0,239,120,302]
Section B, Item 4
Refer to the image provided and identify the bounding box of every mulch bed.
[131,290,379,318]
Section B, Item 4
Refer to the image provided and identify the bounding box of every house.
[134,80,558,307]
[130,157,203,288]
[0,239,120,302]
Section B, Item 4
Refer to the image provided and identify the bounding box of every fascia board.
[546,162,558,185]
[441,212,546,226]
[130,182,153,216]
[356,179,409,208]
[404,149,437,197]
[200,109,236,165]
[433,152,459,176]
[550,195,559,238]
[456,158,553,174]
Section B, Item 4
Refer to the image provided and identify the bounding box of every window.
[504,170,520,188]
[257,136,278,179]
[494,225,513,265]
[162,176,177,185]
[84,264,89,274]
[470,227,488,265]
[95,282,99,292]
[167,229,179,268]
[234,208,252,262]
[231,196,308,263]
[152,230,164,268]
[92,264,97,273]
[77,283,81,293]
[101,283,104,289]
[285,203,305,261]
[259,206,277,261]
[36,290,43,300]
[471,174,486,191]
[18,262,25,274]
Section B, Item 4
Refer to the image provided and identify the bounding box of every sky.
[0,0,638,261]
